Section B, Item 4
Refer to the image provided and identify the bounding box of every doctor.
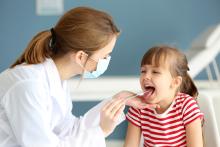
[0,7,149,147]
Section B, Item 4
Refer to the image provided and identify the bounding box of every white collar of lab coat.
[43,58,67,98]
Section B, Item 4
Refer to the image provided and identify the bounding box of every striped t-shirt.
[126,93,204,147]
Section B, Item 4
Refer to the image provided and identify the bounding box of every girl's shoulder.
[175,92,195,103]
[175,93,201,114]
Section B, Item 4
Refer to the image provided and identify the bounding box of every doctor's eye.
[103,54,111,59]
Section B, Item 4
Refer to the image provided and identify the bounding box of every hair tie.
[49,28,57,53]
[187,66,190,71]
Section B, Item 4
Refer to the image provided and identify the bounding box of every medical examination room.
[0,0,220,147]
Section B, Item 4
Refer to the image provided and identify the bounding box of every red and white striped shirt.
[126,93,204,147]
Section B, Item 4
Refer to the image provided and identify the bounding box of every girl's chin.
[144,98,156,104]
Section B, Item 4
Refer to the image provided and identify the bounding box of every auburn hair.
[11,7,120,67]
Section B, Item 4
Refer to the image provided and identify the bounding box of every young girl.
[124,46,204,147]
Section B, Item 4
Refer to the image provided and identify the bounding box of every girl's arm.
[185,118,203,147]
[124,122,141,147]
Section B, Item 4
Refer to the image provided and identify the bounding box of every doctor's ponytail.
[10,30,53,67]
[11,7,120,68]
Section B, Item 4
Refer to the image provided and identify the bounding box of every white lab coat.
[0,59,125,147]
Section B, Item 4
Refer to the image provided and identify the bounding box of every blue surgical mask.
[83,56,111,79]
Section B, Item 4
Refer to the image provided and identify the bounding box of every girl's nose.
[144,72,151,80]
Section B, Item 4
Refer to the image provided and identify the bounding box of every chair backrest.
[186,24,220,79]
[197,90,220,147]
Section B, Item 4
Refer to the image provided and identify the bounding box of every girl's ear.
[171,76,182,89]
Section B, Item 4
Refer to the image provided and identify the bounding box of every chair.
[197,90,220,147]
[186,24,220,81]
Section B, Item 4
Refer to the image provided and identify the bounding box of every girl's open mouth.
[142,85,155,101]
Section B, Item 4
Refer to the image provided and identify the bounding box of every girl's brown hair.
[11,7,120,67]
[141,45,198,98]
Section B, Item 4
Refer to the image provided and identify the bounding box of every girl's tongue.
[139,87,154,102]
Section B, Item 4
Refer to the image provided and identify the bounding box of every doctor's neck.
[52,55,80,81]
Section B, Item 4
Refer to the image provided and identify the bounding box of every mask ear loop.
[76,51,97,87]
[78,52,90,70]
[78,51,98,79]
[79,52,98,70]
[77,52,90,86]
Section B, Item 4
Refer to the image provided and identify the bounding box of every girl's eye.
[153,71,160,74]
[141,70,146,73]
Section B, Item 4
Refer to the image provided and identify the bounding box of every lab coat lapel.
[43,59,67,116]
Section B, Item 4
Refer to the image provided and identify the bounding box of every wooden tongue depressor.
[124,91,159,109]
[125,91,149,100]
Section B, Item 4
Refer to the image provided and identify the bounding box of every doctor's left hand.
[100,97,126,137]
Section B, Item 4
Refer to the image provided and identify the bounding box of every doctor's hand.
[100,98,125,137]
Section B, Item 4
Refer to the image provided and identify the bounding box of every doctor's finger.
[109,100,125,117]
[102,98,124,113]
[113,104,125,121]
[101,99,116,111]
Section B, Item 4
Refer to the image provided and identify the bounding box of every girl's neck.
[155,92,177,114]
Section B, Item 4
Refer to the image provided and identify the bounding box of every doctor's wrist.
[100,124,113,137]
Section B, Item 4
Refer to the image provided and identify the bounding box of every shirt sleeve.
[2,80,106,147]
[126,107,141,127]
[55,97,126,147]
[182,96,204,126]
